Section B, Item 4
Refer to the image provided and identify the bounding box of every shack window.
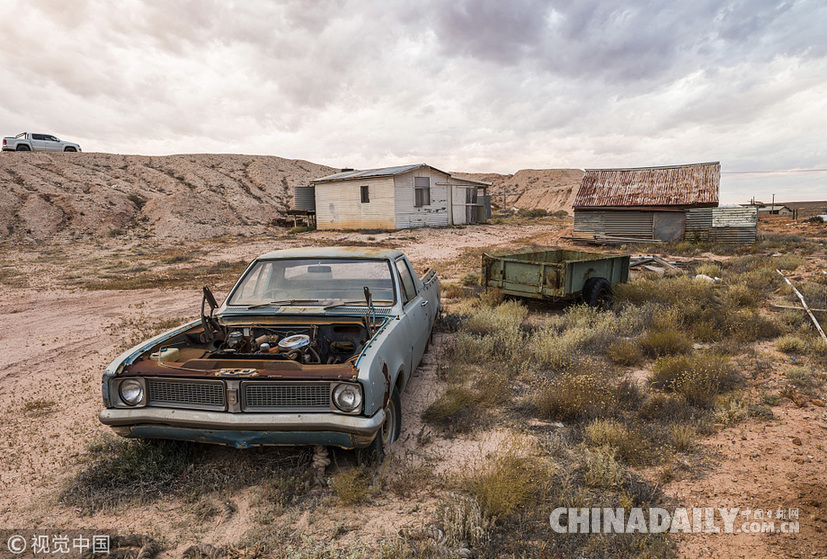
[414,177,430,207]
[360,185,370,203]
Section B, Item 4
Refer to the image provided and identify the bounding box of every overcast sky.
[1,0,825,203]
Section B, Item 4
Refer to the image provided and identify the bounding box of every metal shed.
[573,162,721,242]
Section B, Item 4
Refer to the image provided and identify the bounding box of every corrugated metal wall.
[711,206,757,244]
[294,186,316,211]
[573,211,605,237]
[684,206,757,244]
[604,212,654,238]
[685,208,713,241]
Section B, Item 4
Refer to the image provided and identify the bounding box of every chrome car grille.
[243,382,330,411]
[147,378,225,410]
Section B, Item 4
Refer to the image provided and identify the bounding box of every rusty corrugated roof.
[573,162,720,208]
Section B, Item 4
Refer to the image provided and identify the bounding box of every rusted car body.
[99,247,440,458]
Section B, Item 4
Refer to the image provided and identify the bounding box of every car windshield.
[227,258,396,307]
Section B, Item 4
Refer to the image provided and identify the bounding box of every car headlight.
[119,379,144,406]
[332,383,363,413]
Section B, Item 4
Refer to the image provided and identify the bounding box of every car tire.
[582,277,612,309]
[64,147,77,152]
[16,145,30,151]
[357,388,401,466]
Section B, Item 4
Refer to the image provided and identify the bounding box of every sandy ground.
[0,219,825,558]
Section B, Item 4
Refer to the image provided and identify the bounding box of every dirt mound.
[0,153,582,241]
[454,168,584,214]
[0,152,336,241]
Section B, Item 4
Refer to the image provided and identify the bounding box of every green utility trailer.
[481,248,630,307]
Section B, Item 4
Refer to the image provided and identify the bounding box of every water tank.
[294,186,316,211]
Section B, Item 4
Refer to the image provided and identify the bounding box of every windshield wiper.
[247,299,321,310]
[325,300,393,310]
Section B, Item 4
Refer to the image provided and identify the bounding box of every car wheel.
[16,145,30,151]
[64,147,77,152]
[582,277,612,309]
[357,388,401,465]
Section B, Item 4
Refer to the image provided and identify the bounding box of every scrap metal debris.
[777,269,827,346]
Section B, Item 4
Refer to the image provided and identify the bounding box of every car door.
[395,257,430,371]
[30,134,48,150]
[44,135,62,151]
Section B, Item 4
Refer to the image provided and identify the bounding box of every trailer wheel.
[582,277,612,309]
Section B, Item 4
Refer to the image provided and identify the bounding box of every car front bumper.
[99,407,385,449]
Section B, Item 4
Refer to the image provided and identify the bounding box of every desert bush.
[438,494,493,547]
[797,282,827,308]
[639,393,694,423]
[516,208,549,218]
[695,263,722,278]
[669,424,696,452]
[652,352,740,406]
[465,450,542,521]
[639,328,692,358]
[583,446,624,488]
[422,384,482,433]
[725,310,781,342]
[776,334,809,354]
[331,467,371,505]
[785,365,826,394]
[772,254,807,270]
[461,272,481,286]
[535,371,614,420]
[713,393,750,425]
[463,300,527,335]
[607,339,643,366]
[441,282,467,299]
[583,419,646,464]
[531,325,609,370]
[723,282,764,307]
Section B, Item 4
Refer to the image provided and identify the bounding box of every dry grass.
[652,352,741,407]
[331,467,371,506]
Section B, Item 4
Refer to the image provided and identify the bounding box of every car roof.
[255,246,404,261]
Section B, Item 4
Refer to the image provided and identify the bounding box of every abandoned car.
[99,247,440,460]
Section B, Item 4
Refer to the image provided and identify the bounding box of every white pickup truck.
[2,132,81,152]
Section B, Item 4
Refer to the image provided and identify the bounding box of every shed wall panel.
[573,210,605,237]
[394,169,450,229]
[315,177,396,230]
[604,211,654,238]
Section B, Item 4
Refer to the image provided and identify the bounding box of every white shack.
[311,164,490,230]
